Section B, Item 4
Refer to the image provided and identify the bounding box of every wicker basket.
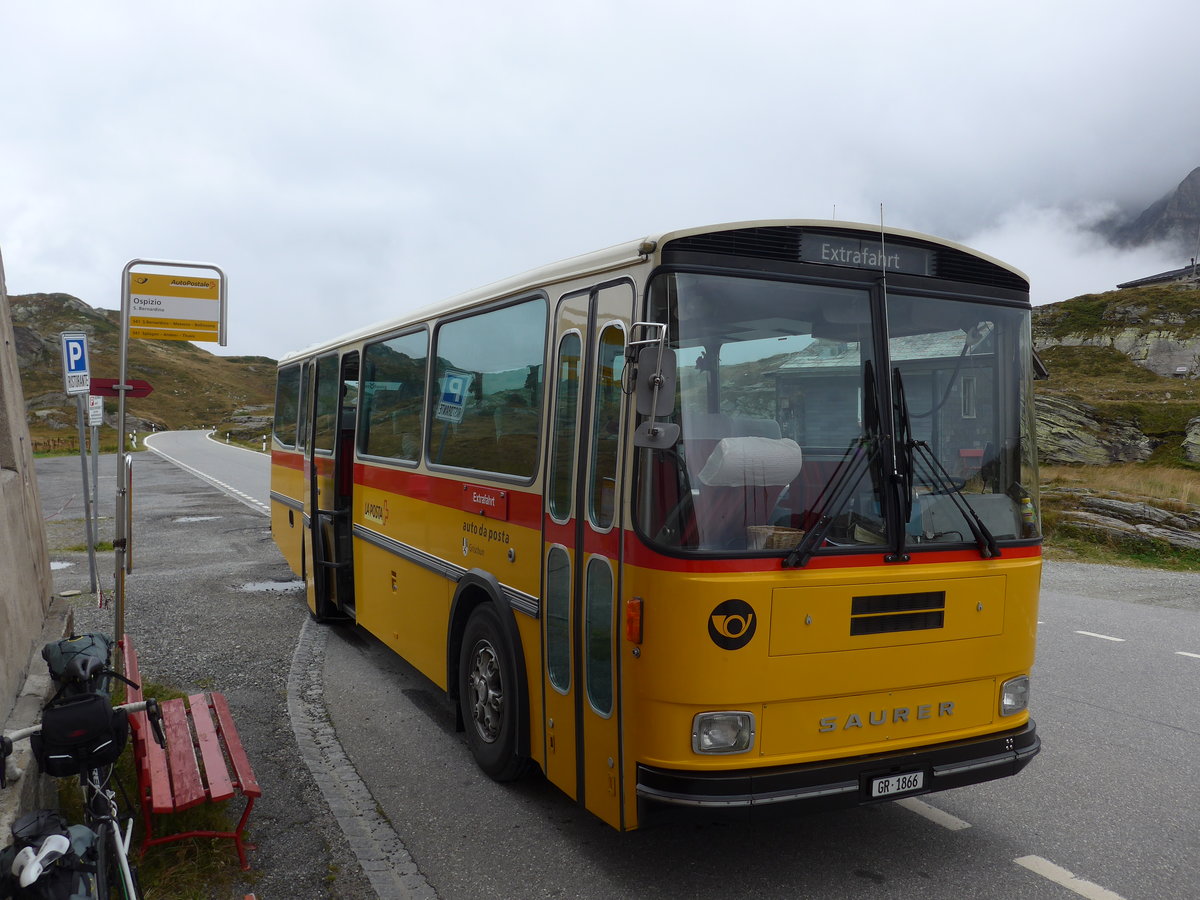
[746,525,804,551]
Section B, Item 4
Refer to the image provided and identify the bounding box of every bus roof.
[277,218,1029,364]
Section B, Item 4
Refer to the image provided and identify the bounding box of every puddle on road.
[174,516,222,523]
[50,561,73,570]
[238,580,305,593]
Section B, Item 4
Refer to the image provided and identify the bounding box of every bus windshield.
[636,271,1039,556]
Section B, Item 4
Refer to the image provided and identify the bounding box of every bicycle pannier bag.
[40,635,115,698]
[0,811,99,900]
[30,694,128,778]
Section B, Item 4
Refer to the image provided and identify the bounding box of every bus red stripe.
[354,463,543,530]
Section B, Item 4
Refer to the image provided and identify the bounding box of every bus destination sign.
[802,234,932,276]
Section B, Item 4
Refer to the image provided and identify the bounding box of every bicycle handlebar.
[1,699,163,788]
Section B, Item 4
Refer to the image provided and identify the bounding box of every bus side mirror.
[634,346,676,417]
[633,420,680,449]
[631,346,679,449]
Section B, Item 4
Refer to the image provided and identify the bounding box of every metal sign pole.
[90,422,100,546]
[115,266,132,644]
[75,395,99,594]
[60,331,97,595]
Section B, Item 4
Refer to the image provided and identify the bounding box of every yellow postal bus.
[270,220,1041,830]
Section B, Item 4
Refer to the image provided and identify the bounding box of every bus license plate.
[871,771,924,798]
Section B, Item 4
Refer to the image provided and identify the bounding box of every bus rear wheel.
[458,604,528,782]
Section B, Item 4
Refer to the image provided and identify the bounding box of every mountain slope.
[1033,285,1200,465]
[11,292,276,449]
[1102,166,1200,252]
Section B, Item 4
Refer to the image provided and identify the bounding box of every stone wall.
[0,247,53,721]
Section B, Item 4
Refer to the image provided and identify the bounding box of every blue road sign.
[435,370,471,423]
[60,332,91,395]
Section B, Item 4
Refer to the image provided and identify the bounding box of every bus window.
[273,364,302,448]
[297,362,312,453]
[548,333,582,521]
[588,325,625,530]
[313,354,340,454]
[546,546,571,693]
[640,274,876,552]
[886,294,1036,543]
[584,557,614,716]
[360,330,428,463]
[429,298,547,478]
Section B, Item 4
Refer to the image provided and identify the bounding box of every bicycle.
[1,636,164,900]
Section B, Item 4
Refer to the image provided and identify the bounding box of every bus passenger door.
[542,284,631,828]
[305,351,359,620]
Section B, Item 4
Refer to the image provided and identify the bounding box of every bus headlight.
[1000,676,1030,716]
[692,712,755,754]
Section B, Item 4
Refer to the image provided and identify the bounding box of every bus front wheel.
[458,604,528,782]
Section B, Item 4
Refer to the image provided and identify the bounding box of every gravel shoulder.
[37,453,375,899]
[1042,557,1200,612]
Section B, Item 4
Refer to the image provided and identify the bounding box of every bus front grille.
[850,591,946,636]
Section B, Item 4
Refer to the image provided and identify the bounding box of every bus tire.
[458,603,529,782]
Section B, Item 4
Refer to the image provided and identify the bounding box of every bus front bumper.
[636,721,1039,819]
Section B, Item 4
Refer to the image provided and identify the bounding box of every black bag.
[30,694,128,778]
[41,635,115,698]
[0,811,99,900]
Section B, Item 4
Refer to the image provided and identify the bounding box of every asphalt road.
[144,429,270,515]
[127,432,1200,898]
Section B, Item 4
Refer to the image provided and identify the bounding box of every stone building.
[1117,260,1200,290]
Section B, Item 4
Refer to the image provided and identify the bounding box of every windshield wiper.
[782,439,873,568]
[910,440,1000,558]
[893,367,999,560]
[887,367,915,563]
[783,362,882,569]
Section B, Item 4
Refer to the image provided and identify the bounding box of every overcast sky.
[2,1,1197,359]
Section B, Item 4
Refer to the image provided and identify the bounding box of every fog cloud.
[1,0,1197,358]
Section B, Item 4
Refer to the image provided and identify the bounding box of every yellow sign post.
[112,259,227,645]
[128,272,224,343]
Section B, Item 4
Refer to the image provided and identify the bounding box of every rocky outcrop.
[1035,395,1153,465]
[1049,491,1200,553]
[1185,417,1200,463]
[1041,328,1200,379]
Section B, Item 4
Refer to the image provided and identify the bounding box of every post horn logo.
[708,599,756,650]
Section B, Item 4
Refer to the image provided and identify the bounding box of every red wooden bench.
[119,637,261,870]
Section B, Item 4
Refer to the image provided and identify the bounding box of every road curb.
[287,615,437,900]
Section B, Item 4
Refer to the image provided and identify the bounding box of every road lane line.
[1015,855,1126,900]
[895,797,971,830]
[1074,631,1125,642]
[145,443,270,515]
[1176,651,1200,659]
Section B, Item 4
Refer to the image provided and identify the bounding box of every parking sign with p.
[60,332,91,395]
[434,369,471,424]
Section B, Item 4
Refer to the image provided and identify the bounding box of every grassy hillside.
[1036,344,1200,464]
[1034,283,1200,340]
[12,293,276,452]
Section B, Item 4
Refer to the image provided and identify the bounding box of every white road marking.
[1015,855,1126,900]
[1074,631,1125,642]
[145,443,270,516]
[895,797,971,830]
[1176,651,1200,660]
